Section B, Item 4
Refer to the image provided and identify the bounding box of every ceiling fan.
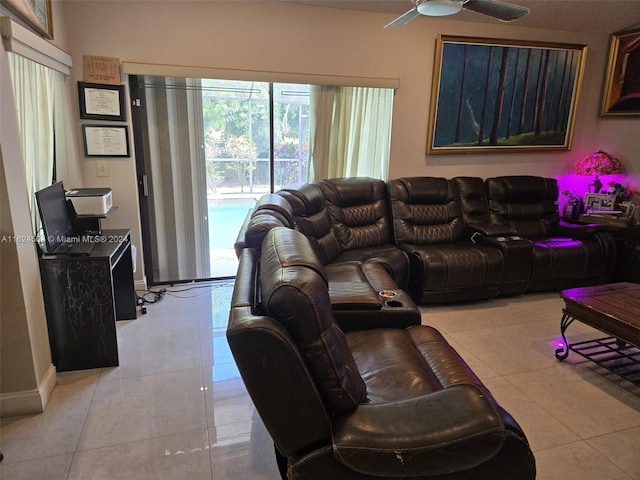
[384,0,530,28]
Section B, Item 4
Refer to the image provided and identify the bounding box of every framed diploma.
[82,125,130,157]
[78,82,126,121]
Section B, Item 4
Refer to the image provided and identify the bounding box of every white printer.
[65,188,113,215]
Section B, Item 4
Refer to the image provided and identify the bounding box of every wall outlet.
[96,160,109,177]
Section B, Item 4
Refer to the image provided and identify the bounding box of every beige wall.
[0,39,57,415]
[60,2,638,282]
[0,0,72,415]
[0,0,637,414]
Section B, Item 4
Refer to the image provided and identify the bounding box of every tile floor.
[1,284,640,479]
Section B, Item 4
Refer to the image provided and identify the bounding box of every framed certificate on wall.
[78,82,126,121]
[82,125,130,157]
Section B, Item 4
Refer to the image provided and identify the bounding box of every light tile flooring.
[2,284,640,479]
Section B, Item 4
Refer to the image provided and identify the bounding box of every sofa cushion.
[389,177,466,245]
[528,237,606,289]
[405,243,503,303]
[279,183,342,264]
[346,326,487,403]
[260,227,367,416]
[486,176,559,237]
[333,326,508,477]
[331,244,410,289]
[320,177,392,250]
[454,176,492,226]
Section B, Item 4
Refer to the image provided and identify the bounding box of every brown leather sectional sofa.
[236,175,616,307]
[228,174,616,479]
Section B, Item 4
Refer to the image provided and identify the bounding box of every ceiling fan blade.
[384,7,420,28]
[463,0,530,22]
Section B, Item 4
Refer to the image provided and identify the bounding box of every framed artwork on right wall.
[601,28,640,116]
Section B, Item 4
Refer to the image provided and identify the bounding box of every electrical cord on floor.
[135,281,234,314]
[136,288,166,314]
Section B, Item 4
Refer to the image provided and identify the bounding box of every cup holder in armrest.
[385,300,404,308]
[379,290,398,299]
[495,235,524,242]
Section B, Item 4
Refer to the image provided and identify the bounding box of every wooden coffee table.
[556,282,640,385]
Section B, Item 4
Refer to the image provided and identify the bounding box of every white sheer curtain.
[7,52,80,229]
[308,86,394,181]
[143,76,210,282]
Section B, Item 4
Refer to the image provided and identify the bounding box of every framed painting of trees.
[427,35,587,154]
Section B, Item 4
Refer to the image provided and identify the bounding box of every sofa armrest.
[328,281,382,311]
[233,207,254,258]
[331,384,505,477]
[555,221,605,239]
[468,223,516,237]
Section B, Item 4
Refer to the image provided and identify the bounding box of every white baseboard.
[134,278,147,292]
[0,363,57,417]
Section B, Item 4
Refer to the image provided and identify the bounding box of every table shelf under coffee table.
[556,282,640,386]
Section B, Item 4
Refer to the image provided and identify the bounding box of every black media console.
[39,229,136,371]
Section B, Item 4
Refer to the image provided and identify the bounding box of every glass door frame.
[129,75,310,285]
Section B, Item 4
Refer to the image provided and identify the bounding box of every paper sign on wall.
[83,56,121,85]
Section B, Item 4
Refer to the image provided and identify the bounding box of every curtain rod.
[122,62,399,89]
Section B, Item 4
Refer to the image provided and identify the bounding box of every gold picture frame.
[428,35,587,154]
[601,28,640,116]
[0,0,52,39]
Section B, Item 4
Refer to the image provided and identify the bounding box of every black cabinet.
[39,229,136,371]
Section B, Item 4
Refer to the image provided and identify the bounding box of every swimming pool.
[208,203,254,249]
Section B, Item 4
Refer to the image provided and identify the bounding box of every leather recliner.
[455,176,533,296]
[388,177,504,304]
[486,176,616,291]
[228,227,536,480]
[280,179,419,331]
[319,177,410,289]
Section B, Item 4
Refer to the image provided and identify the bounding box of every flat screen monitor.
[35,181,74,253]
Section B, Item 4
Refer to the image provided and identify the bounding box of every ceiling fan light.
[417,0,463,16]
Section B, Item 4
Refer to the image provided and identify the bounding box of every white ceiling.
[284,0,640,34]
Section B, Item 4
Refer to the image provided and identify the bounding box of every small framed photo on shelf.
[78,82,126,121]
[584,193,615,212]
[82,125,130,157]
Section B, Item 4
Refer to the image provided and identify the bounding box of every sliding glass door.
[129,76,309,285]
